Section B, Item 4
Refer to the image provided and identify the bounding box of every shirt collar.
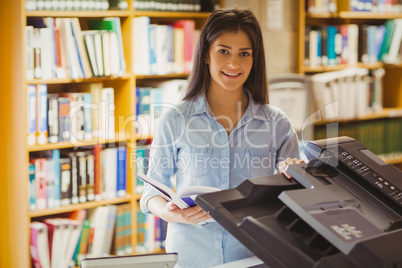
[185,89,270,121]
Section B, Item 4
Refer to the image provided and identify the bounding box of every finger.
[286,157,294,165]
[190,210,211,224]
[279,160,292,179]
[278,161,287,172]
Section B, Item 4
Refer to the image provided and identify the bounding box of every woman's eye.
[240,51,250,57]
[219,49,229,54]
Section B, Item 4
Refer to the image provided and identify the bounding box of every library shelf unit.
[298,0,402,169]
[0,1,220,267]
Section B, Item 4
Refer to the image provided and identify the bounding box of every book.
[43,218,63,268]
[29,163,36,211]
[36,84,48,145]
[30,221,51,268]
[27,84,37,146]
[136,173,220,209]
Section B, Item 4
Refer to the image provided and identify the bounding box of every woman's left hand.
[279,158,305,179]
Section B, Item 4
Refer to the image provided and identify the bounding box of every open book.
[136,173,221,209]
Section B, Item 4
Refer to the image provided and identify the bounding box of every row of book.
[305,20,402,68]
[136,204,167,253]
[311,67,384,120]
[314,118,402,156]
[135,79,186,136]
[133,17,198,75]
[25,0,128,11]
[135,145,150,194]
[133,0,218,12]
[25,17,125,80]
[29,146,127,211]
[306,0,402,14]
[30,205,132,268]
[305,0,337,14]
[27,83,115,146]
[348,0,402,13]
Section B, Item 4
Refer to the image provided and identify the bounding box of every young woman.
[140,8,303,267]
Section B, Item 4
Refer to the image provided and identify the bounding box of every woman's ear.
[204,56,209,64]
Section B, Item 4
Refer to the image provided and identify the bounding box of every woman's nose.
[228,55,240,68]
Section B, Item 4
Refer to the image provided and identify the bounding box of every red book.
[30,221,50,268]
[93,144,102,201]
[43,218,63,268]
[172,20,195,74]
[32,158,47,210]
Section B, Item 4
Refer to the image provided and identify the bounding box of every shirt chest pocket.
[177,147,213,178]
[237,148,276,179]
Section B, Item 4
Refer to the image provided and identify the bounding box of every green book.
[379,20,396,61]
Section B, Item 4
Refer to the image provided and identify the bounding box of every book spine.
[116,147,127,197]
[94,144,102,201]
[58,97,71,142]
[83,93,93,140]
[78,153,88,203]
[47,94,59,143]
[25,26,35,79]
[29,163,37,211]
[36,84,48,145]
[27,84,37,146]
[46,159,56,209]
[70,153,79,204]
[34,158,47,210]
[52,149,61,208]
[60,157,72,206]
[86,153,95,201]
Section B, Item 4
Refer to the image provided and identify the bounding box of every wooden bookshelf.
[0,1,223,267]
[303,62,384,73]
[29,196,132,218]
[299,1,402,166]
[133,10,212,18]
[26,10,131,17]
[0,2,29,268]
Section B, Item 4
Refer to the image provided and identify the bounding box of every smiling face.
[206,30,253,94]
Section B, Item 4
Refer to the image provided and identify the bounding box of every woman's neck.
[206,87,249,115]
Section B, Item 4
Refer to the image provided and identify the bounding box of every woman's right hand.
[147,195,211,224]
[164,202,211,224]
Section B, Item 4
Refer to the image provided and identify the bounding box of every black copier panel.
[196,137,402,268]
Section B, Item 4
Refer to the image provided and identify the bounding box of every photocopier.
[196,137,402,268]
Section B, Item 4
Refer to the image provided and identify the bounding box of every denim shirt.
[140,92,300,267]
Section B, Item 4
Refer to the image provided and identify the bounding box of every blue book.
[139,87,151,116]
[52,149,61,208]
[27,84,37,146]
[116,147,127,197]
[28,163,36,211]
[148,24,157,75]
[70,20,85,78]
[36,84,48,145]
[327,26,337,65]
[316,29,322,65]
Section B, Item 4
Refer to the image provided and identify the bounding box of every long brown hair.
[183,8,269,104]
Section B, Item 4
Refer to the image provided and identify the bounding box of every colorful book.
[27,84,37,146]
[116,147,127,197]
[36,84,48,145]
[30,222,50,268]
